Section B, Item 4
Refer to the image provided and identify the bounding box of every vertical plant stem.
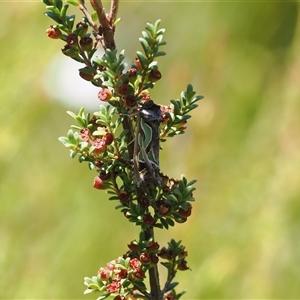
[145,227,163,300]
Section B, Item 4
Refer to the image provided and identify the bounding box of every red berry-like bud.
[94,160,103,168]
[166,249,175,259]
[106,280,121,293]
[80,36,93,51]
[93,176,106,190]
[98,88,112,102]
[157,201,171,216]
[103,133,114,145]
[178,250,188,259]
[117,83,129,96]
[140,252,151,265]
[160,105,174,123]
[148,69,162,82]
[61,44,79,58]
[150,254,159,265]
[157,247,168,259]
[143,213,156,226]
[134,58,143,71]
[147,241,160,253]
[124,95,137,108]
[128,241,140,252]
[99,170,111,181]
[137,195,150,208]
[92,137,106,153]
[177,259,189,271]
[178,205,192,218]
[119,191,130,203]
[76,22,88,37]
[80,128,91,142]
[46,26,62,39]
[66,33,78,47]
[98,267,111,280]
[165,292,176,300]
[133,269,145,279]
[127,67,138,83]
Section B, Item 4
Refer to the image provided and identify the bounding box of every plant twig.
[108,0,119,24]
[90,0,116,50]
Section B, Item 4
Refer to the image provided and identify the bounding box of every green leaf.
[133,280,147,291]
[53,0,63,10]
[67,0,78,6]
[166,194,178,203]
[70,150,78,158]
[66,110,77,119]
[164,281,179,292]
[42,0,52,5]
[160,217,169,229]
[44,11,61,23]
[153,51,166,58]
[139,37,150,56]
[153,19,162,33]
[166,217,175,227]
[187,179,197,186]
[46,5,60,16]
[75,116,87,127]
[96,294,111,300]
[58,136,69,144]
[67,15,75,30]
[60,4,69,23]
[136,51,149,69]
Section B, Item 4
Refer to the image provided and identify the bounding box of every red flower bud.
[98,88,112,102]
[148,69,162,82]
[127,67,138,83]
[92,137,106,153]
[103,133,114,145]
[80,36,93,52]
[150,254,159,265]
[76,22,88,37]
[137,195,150,208]
[124,95,137,108]
[134,58,143,71]
[157,247,168,259]
[128,241,140,252]
[99,170,111,181]
[117,83,129,96]
[61,44,79,58]
[119,191,130,203]
[46,26,62,39]
[147,241,160,253]
[66,33,78,47]
[133,269,145,279]
[177,259,189,271]
[93,176,106,190]
[143,213,156,226]
[140,252,151,265]
[178,205,192,218]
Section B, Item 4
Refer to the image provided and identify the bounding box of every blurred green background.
[1,1,300,299]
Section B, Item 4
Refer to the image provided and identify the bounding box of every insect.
[133,100,163,188]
